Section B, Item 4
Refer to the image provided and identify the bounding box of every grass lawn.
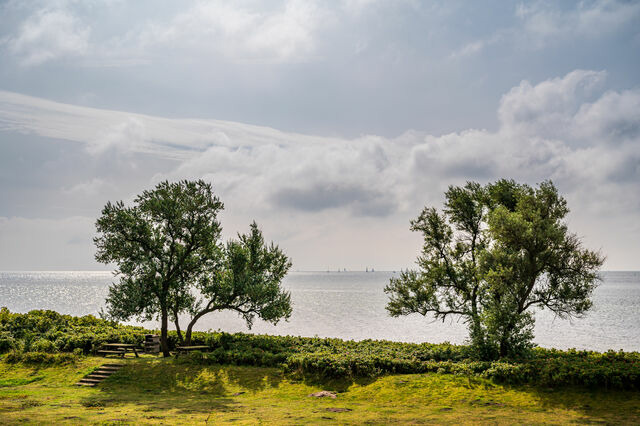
[1,356,639,424]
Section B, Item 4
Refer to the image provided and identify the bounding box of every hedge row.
[0,308,149,354]
[2,308,639,389]
[177,347,640,389]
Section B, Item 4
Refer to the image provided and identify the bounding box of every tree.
[94,180,292,356]
[385,180,604,359]
[175,222,292,346]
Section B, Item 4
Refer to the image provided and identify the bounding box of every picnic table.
[98,343,140,358]
[175,345,210,356]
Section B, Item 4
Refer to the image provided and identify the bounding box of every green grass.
[1,356,639,424]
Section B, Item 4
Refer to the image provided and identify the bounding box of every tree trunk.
[173,314,184,345]
[499,324,514,358]
[160,308,170,357]
[499,339,508,358]
[185,324,193,346]
[184,316,200,346]
[184,309,209,346]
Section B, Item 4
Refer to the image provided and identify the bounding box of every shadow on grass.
[81,358,640,423]
[447,374,640,423]
[519,384,640,423]
[286,371,378,393]
[85,359,286,415]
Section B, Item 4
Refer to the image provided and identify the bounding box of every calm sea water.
[1,271,638,352]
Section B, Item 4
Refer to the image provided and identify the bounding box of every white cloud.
[498,70,606,140]
[87,117,149,156]
[4,7,90,65]
[63,178,110,196]
[133,0,325,63]
[0,69,639,269]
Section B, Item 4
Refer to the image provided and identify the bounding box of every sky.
[0,0,639,271]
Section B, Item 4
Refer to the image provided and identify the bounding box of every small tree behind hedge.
[385,180,604,359]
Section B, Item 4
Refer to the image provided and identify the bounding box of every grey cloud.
[272,183,396,217]
[1,69,639,269]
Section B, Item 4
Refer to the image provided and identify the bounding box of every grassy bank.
[3,309,640,390]
[1,356,640,424]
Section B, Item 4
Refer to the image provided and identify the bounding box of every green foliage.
[180,221,292,345]
[0,331,18,352]
[95,179,225,355]
[172,333,640,389]
[94,179,292,352]
[4,351,79,365]
[385,180,604,359]
[0,308,148,354]
[2,308,637,389]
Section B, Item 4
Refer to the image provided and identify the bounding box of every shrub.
[0,331,17,353]
[2,308,639,389]
[4,351,78,365]
[31,338,57,353]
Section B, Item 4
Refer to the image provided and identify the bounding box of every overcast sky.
[0,0,639,271]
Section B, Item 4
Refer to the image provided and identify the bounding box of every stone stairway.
[76,363,123,387]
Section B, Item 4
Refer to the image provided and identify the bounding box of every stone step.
[91,371,114,377]
[78,378,102,383]
[74,363,124,387]
[86,374,111,380]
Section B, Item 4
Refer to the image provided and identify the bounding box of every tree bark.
[184,310,209,346]
[173,315,184,345]
[160,307,170,357]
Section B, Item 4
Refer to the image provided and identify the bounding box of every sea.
[1,271,638,352]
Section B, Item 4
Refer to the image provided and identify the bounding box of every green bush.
[0,308,150,354]
[2,308,639,389]
[0,331,18,353]
[4,351,78,365]
[31,338,57,353]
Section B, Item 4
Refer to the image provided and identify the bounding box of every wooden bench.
[175,345,210,356]
[97,349,126,358]
[99,343,140,358]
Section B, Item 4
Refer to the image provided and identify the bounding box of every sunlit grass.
[1,356,639,424]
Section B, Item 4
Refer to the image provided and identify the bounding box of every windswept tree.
[385,180,604,359]
[175,222,292,346]
[95,180,292,356]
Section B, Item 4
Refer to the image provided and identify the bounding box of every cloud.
[63,178,111,196]
[133,0,325,63]
[515,0,640,44]
[498,70,606,140]
[87,117,149,156]
[273,183,396,217]
[0,69,639,269]
[450,1,640,59]
[3,7,90,65]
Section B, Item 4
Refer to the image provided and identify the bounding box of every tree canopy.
[94,180,291,356]
[175,221,292,346]
[385,180,604,359]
